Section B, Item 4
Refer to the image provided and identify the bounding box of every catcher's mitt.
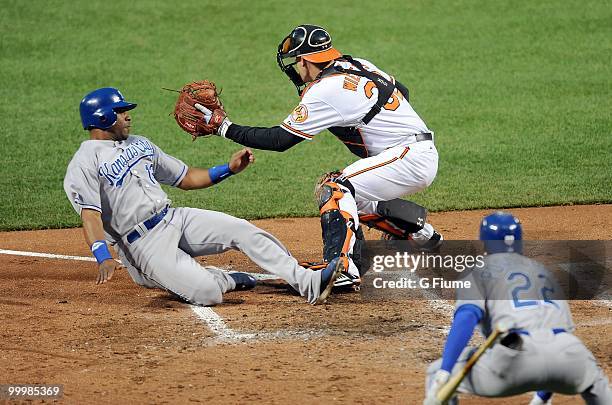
[173,80,225,139]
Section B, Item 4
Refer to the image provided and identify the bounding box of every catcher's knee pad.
[360,199,428,238]
[314,171,355,201]
[317,179,358,264]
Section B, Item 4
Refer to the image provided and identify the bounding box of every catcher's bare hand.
[96,259,121,285]
[228,148,255,174]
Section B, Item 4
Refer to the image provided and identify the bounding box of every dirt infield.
[1,205,611,404]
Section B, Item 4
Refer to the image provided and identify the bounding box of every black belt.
[415,132,433,142]
[126,207,168,244]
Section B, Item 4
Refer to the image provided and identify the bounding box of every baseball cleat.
[300,260,360,290]
[418,231,443,252]
[228,272,257,291]
[382,230,444,253]
[314,257,344,305]
[333,270,361,290]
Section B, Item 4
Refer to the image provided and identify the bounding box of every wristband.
[218,118,232,138]
[91,240,112,264]
[208,163,234,184]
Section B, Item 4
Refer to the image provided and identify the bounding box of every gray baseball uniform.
[64,135,322,305]
[426,252,611,404]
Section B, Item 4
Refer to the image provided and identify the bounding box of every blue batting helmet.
[480,211,523,254]
[79,87,137,130]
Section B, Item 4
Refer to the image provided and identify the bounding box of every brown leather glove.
[173,80,226,139]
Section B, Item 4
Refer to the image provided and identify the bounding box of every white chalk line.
[401,272,453,333]
[3,248,609,340]
[190,305,329,342]
[0,248,98,262]
[0,248,278,342]
[0,248,278,280]
[594,300,612,309]
[0,248,450,340]
[576,318,612,327]
[190,306,257,341]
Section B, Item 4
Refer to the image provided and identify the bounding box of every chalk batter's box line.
[2,249,610,337]
[0,248,279,280]
[0,248,278,342]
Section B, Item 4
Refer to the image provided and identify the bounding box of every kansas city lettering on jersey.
[98,138,155,187]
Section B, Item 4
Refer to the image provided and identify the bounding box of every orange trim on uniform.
[342,140,366,147]
[298,261,327,270]
[301,47,342,63]
[340,211,355,254]
[359,214,381,222]
[373,220,404,237]
[359,213,405,237]
[281,122,313,139]
[345,147,410,179]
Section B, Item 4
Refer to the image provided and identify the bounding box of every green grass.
[1,0,610,230]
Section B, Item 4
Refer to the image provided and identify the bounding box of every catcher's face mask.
[277,25,341,95]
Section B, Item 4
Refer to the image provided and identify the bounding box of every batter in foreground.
[64,87,342,306]
[424,212,611,404]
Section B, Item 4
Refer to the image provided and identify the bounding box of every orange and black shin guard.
[359,214,407,238]
[360,199,428,239]
[317,182,356,263]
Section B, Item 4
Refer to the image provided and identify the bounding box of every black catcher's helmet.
[277,24,342,94]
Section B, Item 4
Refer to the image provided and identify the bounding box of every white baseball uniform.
[281,58,439,274]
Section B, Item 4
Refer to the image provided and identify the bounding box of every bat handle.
[435,322,510,403]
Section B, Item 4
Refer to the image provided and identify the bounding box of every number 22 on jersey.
[508,272,560,309]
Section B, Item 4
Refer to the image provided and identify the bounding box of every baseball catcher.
[172,25,443,292]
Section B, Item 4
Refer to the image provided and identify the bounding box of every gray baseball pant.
[426,330,612,404]
[115,207,321,305]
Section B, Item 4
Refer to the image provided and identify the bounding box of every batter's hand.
[423,370,450,405]
[228,148,255,174]
[96,259,120,284]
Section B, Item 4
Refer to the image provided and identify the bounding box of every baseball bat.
[435,322,510,404]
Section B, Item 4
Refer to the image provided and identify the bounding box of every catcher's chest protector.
[318,56,411,158]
